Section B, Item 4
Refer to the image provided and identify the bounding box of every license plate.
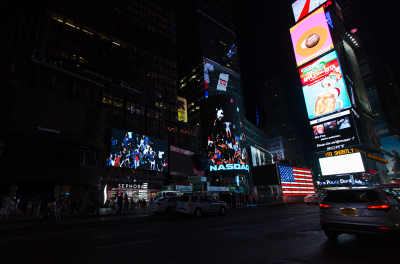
[341,209,355,215]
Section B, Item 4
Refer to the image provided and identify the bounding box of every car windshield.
[155,197,168,202]
[323,190,379,203]
[178,196,190,202]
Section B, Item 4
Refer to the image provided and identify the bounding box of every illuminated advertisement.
[364,116,381,150]
[300,51,351,120]
[227,44,237,58]
[343,40,372,111]
[177,96,187,122]
[311,110,360,152]
[170,146,205,176]
[319,153,365,176]
[380,135,400,178]
[292,0,328,22]
[203,58,239,92]
[201,94,249,174]
[349,84,356,107]
[108,128,168,171]
[279,165,315,195]
[250,146,269,167]
[290,7,334,67]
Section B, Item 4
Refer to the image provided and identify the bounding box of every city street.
[1,204,398,264]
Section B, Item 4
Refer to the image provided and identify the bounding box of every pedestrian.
[142,199,147,211]
[138,199,142,209]
[1,195,9,222]
[70,198,76,214]
[124,195,130,214]
[40,198,57,227]
[33,198,41,218]
[8,198,15,217]
[226,192,232,209]
[26,198,33,216]
[116,195,123,215]
[241,193,246,210]
[55,200,61,220]
[244,191,252,209]
[231,191,236,209]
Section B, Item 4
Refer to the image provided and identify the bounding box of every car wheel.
[219,206,227,216]
[324,230,340,239]
[165,207,172,215]
[194,208,202,218]
[306,203,310,205]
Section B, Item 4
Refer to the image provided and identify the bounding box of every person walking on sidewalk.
[33,199,41,218]
[240,193,246,210]
[116,195,123,215]
[244,191,251,209]
[26,198,33,216]
[142,199,147,211]
[231,191,237,209]
[1,195,9,222]
[124,195,130,214]
[40,198,57,226]
[55,200,61,220]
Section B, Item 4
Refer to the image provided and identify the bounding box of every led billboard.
[201,94,249,175]
[290,7,334,67]
[177,96,187,122]
[108,128,168,172]
[319,152,365,176]
[312,110,360,152]
[292,0,328,22]
[203,58,240,92]
[250,146,269,167]
[381,135,400,177]
[300,51,351,120]
[279,165,315,195]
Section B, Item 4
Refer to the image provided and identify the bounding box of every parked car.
[148,196,179,214]
[304,193,322,205]
[319,188,400,239]
[176,194,227,218]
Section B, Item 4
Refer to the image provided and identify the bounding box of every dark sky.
[232,0,400,151]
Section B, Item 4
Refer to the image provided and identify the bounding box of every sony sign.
[210,164,250,172]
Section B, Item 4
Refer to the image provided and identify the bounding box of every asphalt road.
[1,204,398,264]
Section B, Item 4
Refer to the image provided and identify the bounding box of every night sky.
[233,0,400,155]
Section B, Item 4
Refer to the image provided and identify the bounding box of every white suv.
[147,196,179,214]
[176,194,227,218]
[320,188,400,239]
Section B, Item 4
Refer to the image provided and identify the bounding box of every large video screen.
[292,0,328,22]
[203,58,239,92]
[319,153,365,176]
[201,94,249,174]
[300,51,351,120]
[311,110,360,152]
[380,135,400,178]
[279,165,315,195]
[108,129,168,172]
[250,146,269,167]
[290,7,334,67]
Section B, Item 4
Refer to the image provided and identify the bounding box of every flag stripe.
[279,165,315,196]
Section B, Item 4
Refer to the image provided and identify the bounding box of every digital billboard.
[380,135,400,178]
[108,128,168,172]
[177,96,187,122]
[170,146,205,176]
[250,146,269,167]
[201,94,249,175]
[311,110,360,152]
[203,58,239,92]
[290,7,334,67]
[319,153,365,176]
[292,0,328,22]
[300,51,351,120]
[279,166,315,195]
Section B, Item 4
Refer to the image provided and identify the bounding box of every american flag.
[279,165,315,195]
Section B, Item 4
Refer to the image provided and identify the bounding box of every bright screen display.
[290,7,334,67]
[300,51,351,120]
[380,135,400,178]
[203,58,240,93]
[279,165,315,195]
[319,153,365,176]
[312,110,360,152]
[177,96,187,122]
[201,94,249,174]
[250,146,269,167]
[108,128,168,172]
[292,0,328,22]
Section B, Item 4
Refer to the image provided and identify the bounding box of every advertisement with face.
[201,94,249,175]
[300,51,351,120]
[380,135,400,178]
[343,40,372,111]
[311,110,360,152]
[250,146,269,167]
[292,0,328,22]
[108,129,168,172]
[290,7,334,67]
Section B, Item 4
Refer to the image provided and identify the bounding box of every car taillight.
[319,204,330,208]
[156,202,161,206]
[378,226,392,230]
[366,204,392,212]
[188,203,192,207]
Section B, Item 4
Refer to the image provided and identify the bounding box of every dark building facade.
[0,0,198,202]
